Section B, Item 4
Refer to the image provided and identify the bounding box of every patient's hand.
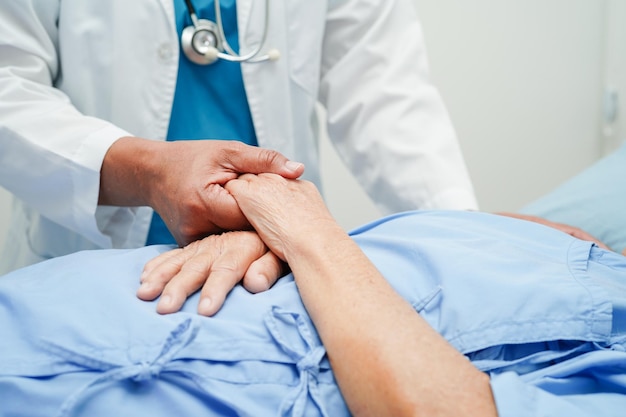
[497,212,611,250]
[136,231,286,316]
[225,174,343,262]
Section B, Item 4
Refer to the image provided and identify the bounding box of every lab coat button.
[158,43,174,62]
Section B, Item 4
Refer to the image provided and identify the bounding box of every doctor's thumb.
[229,146,304,179]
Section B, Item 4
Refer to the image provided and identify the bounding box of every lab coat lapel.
[237,0,252,48]
[237,0,297,167]
[157,0,178,34]
[237,0,259,55]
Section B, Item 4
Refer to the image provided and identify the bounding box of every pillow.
[520,141,626,253]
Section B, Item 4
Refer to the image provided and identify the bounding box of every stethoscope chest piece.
[181,0,277,65]
[181,19,222,65]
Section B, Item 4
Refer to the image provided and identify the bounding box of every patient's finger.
[196,267,247,317]
[242,251,287,294]
[140,241,211,305]
[196,235,268,316]
[137,248,186,300]
[156,251,218,315]
[152,232,268,316]
[142,249,182,280]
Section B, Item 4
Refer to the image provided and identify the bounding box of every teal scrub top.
[146,0,257,245]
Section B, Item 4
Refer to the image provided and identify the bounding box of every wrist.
[99,136,164,207]
[284,221,349,266]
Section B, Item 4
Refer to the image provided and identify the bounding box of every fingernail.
[285,160,304,173]
[138,281,152,291]
[198,298,212,315]
[158,294,172,309]
[137,282,155,298]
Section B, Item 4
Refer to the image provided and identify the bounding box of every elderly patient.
[1,165,626,416]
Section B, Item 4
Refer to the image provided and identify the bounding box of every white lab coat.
[0,0,478,274]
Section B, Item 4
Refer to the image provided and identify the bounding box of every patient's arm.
[137,231,285,316]
[225,174,497,417]
[497,212,610,250]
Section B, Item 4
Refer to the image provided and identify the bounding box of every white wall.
[418,0,606,211]
[603,0,626,154]
[320,0,613,228]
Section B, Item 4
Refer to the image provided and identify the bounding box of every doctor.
[0,0,478,274]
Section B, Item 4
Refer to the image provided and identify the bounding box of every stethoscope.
[181,0,280,65]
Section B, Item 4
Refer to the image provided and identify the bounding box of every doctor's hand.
[137,231,287,316]
[99,137,305,246]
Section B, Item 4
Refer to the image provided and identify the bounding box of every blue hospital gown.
[0,210,625,416]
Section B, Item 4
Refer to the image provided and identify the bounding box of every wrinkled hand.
[100,138,305,246]
[225,174,342,261]
[137,231,286,316]
[497,212,611,250]
[137,174,333,316]
[151,141,306,246]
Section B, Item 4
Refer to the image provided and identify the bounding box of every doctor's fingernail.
[285,161,304,173]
